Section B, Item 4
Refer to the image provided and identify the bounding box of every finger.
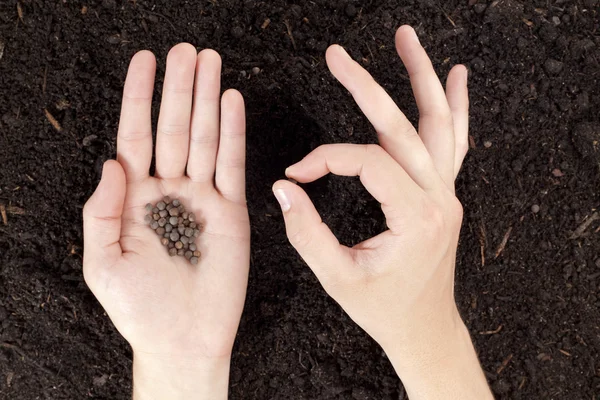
[215,89,246,204]
[117,50,156,183]
[446,65,469,178]
[83,160,126,285]
[285,144,424,214]
[155,43,197,179]
[395,25,455,188]
[187,49,222,183]
[325,44,441,192]
[272,180,356,286]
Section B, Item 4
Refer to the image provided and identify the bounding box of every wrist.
[383,314,493,400]
[132,352,231,400]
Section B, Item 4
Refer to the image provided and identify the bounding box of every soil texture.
[0,0,599,399]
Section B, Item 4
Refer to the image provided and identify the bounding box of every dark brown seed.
[184,251,193,259]
[183,219,190,226]
[189,213,196,222]
[170,232,180,241]
[161,238,169,246]
[165,224,173,233]
[190,257,199,265]
[178,217,184,224]
[177,249,185,256]
[164,232,170,238]
[159,210,168,218]
[157,201,166,210]
[153,213,160,221]
[145,203,153,212]
[150,221,159,230]
[178,205,185,213]
[169,248,178,256]
[193,229,200,238]
[166,203,173,210]
[152,207,159,213]
[185,228,194,237]
[175,241,183,249]
[158,218,167,227]
[182,212,189,219]
[183,243,189,250]
[189,243,197,251]
[168,242,175,249]
[144,214,153,224]
[156,227,165,235]
[163,196,171,203]
[169,207,179,217]
[172,199,180,207]
[193,250,201,258]
[178,226,185,235]
[169,216,179,225]
[181,236,189,245]
[189,222,197,229]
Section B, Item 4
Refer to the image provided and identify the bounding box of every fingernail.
[409,27,420,43]
[463,67,469,84]
[338,45,352,59]
[274,189,291,212]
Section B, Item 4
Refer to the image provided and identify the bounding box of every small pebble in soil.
[231,26,244,38]
[531,204,540,214]
[544,58,564,75]
[484,140,493,148]
[145,197,202,264]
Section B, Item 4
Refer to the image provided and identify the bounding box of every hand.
[273,26,492,399]
[83,44,249,399]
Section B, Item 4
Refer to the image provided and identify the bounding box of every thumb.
[83,160,126,284]
[272,180,355,287]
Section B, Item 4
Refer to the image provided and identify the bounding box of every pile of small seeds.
[145,197,201,265]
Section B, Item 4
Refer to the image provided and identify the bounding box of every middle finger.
[155,43,197,179]
[325,44,442,192]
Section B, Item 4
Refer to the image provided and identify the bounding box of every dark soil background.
[0,0,599,399]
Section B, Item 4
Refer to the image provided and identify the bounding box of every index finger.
[286,144,425,215]
[117,50,156,183]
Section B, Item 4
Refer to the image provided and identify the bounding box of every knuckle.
[392,115,417,138]
[420,200,447,241]
[419,195,464,242]
[220,129,245,140]
[190,134,218,146]
[457,137,469,157]
[119,130,150,142]
[158,124,188,136]
[448,196,464,227]
[82,201,93,219]
[314,144,332,156]
[364,143,384,156]
[287,227,314,249]
[219,157,245,170]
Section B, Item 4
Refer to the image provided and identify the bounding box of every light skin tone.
[84,45,248,399]
[84,25,492,399]
[273,26,493,399]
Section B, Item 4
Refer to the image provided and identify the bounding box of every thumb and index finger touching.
[274,25,469,276]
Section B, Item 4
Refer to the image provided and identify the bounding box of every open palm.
[83,44,249,360]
